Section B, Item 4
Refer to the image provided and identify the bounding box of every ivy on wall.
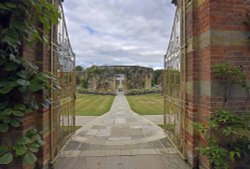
[195,63,250,169]
[0,0,60,165]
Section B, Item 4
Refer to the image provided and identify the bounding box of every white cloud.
[63,0,175,69]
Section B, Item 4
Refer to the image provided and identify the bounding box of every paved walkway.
[55,92,190,169]
[75,115,164,126]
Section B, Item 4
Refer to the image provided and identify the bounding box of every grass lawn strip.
[76,94,114,116]
[127,94,163,115]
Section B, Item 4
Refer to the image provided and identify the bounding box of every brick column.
[183,0,250,168]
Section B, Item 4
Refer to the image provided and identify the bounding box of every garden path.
[54,92,190,169]
[75,115,164,126]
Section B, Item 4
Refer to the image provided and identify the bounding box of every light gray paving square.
[109,137,131,141]
[115,118,127,124]
[104,118,114,124]
[86,129,98,136]
[96,129,111,137]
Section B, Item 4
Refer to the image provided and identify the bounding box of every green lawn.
[76,94,115,116]
[127,94,164,115]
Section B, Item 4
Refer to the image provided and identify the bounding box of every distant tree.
[75,65,83,71]
[152,69,163,86]
[81,79,88,89]
[86,65,102,74]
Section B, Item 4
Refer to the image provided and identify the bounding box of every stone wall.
[84,66,153,93]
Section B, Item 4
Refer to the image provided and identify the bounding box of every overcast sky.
[63,0,175,69]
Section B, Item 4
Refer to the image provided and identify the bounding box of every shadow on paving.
[54,92,190,169]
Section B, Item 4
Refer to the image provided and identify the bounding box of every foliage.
[0,0,60,165]
[198,140,229,169]
[0,129,45,164]
[195,110,250,169]
[195,63,250,168]
[114,67,125,74]
[86,65,103,75]
[214,62,247,87]
[81,79,88,89]
[126,88,160,95]
[75,65,83,71]
[152,69,162,86]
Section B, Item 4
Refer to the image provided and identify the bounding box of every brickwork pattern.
[182,0,250,168]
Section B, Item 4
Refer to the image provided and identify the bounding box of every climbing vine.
[0,0,60,165]
[195,63,250,169]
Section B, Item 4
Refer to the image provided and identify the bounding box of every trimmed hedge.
[125,88,160,95]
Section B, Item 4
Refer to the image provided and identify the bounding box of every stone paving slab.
[72,93,167,145]
[55,92,190,169]
[59,147,178,158]
[76,115,167,126]
[55,155,190,169]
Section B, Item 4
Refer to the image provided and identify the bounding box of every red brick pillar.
[183,0,250,168]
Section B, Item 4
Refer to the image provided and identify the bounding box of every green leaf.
[31,101,39,110]
[0,85,14,94]
[0,114,7,120]
[10,21,27,32]
[25,108,33,113]
[0,100,8,110]
[0,124,9,132]
[29,144,40,153]
[0,79,8,87]
[9,81,18,87]
[41,98,51,108]
[37,138,45,146]
[23,152,37,164]
[36,73,50,81]
[23,59,38,71]
[3,117,11,124]
[0,146,8,156]
[3,108,12,115]
[229,151,235,161]
[18,137,32,145]
[18,86,28,93]
[0,152,13,164]
[29,81,44,92]
[14,104,26,110]
[4,62,18,71]
[11,119,20,127]
[9,54,21,64]
[17,79,30,86]
[0,4,9,10]
[0,57,6,65]
[28,128,38,135]
[1,31,21,49]
[0,80,18,94]
[12,110,24,117]
[0,3,15,10]
[17,70,29,79]
[0,3,16,10]
[14,145,28,156]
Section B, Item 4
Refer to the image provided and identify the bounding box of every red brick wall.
[1,40,52,169]
[183,0,250,168]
